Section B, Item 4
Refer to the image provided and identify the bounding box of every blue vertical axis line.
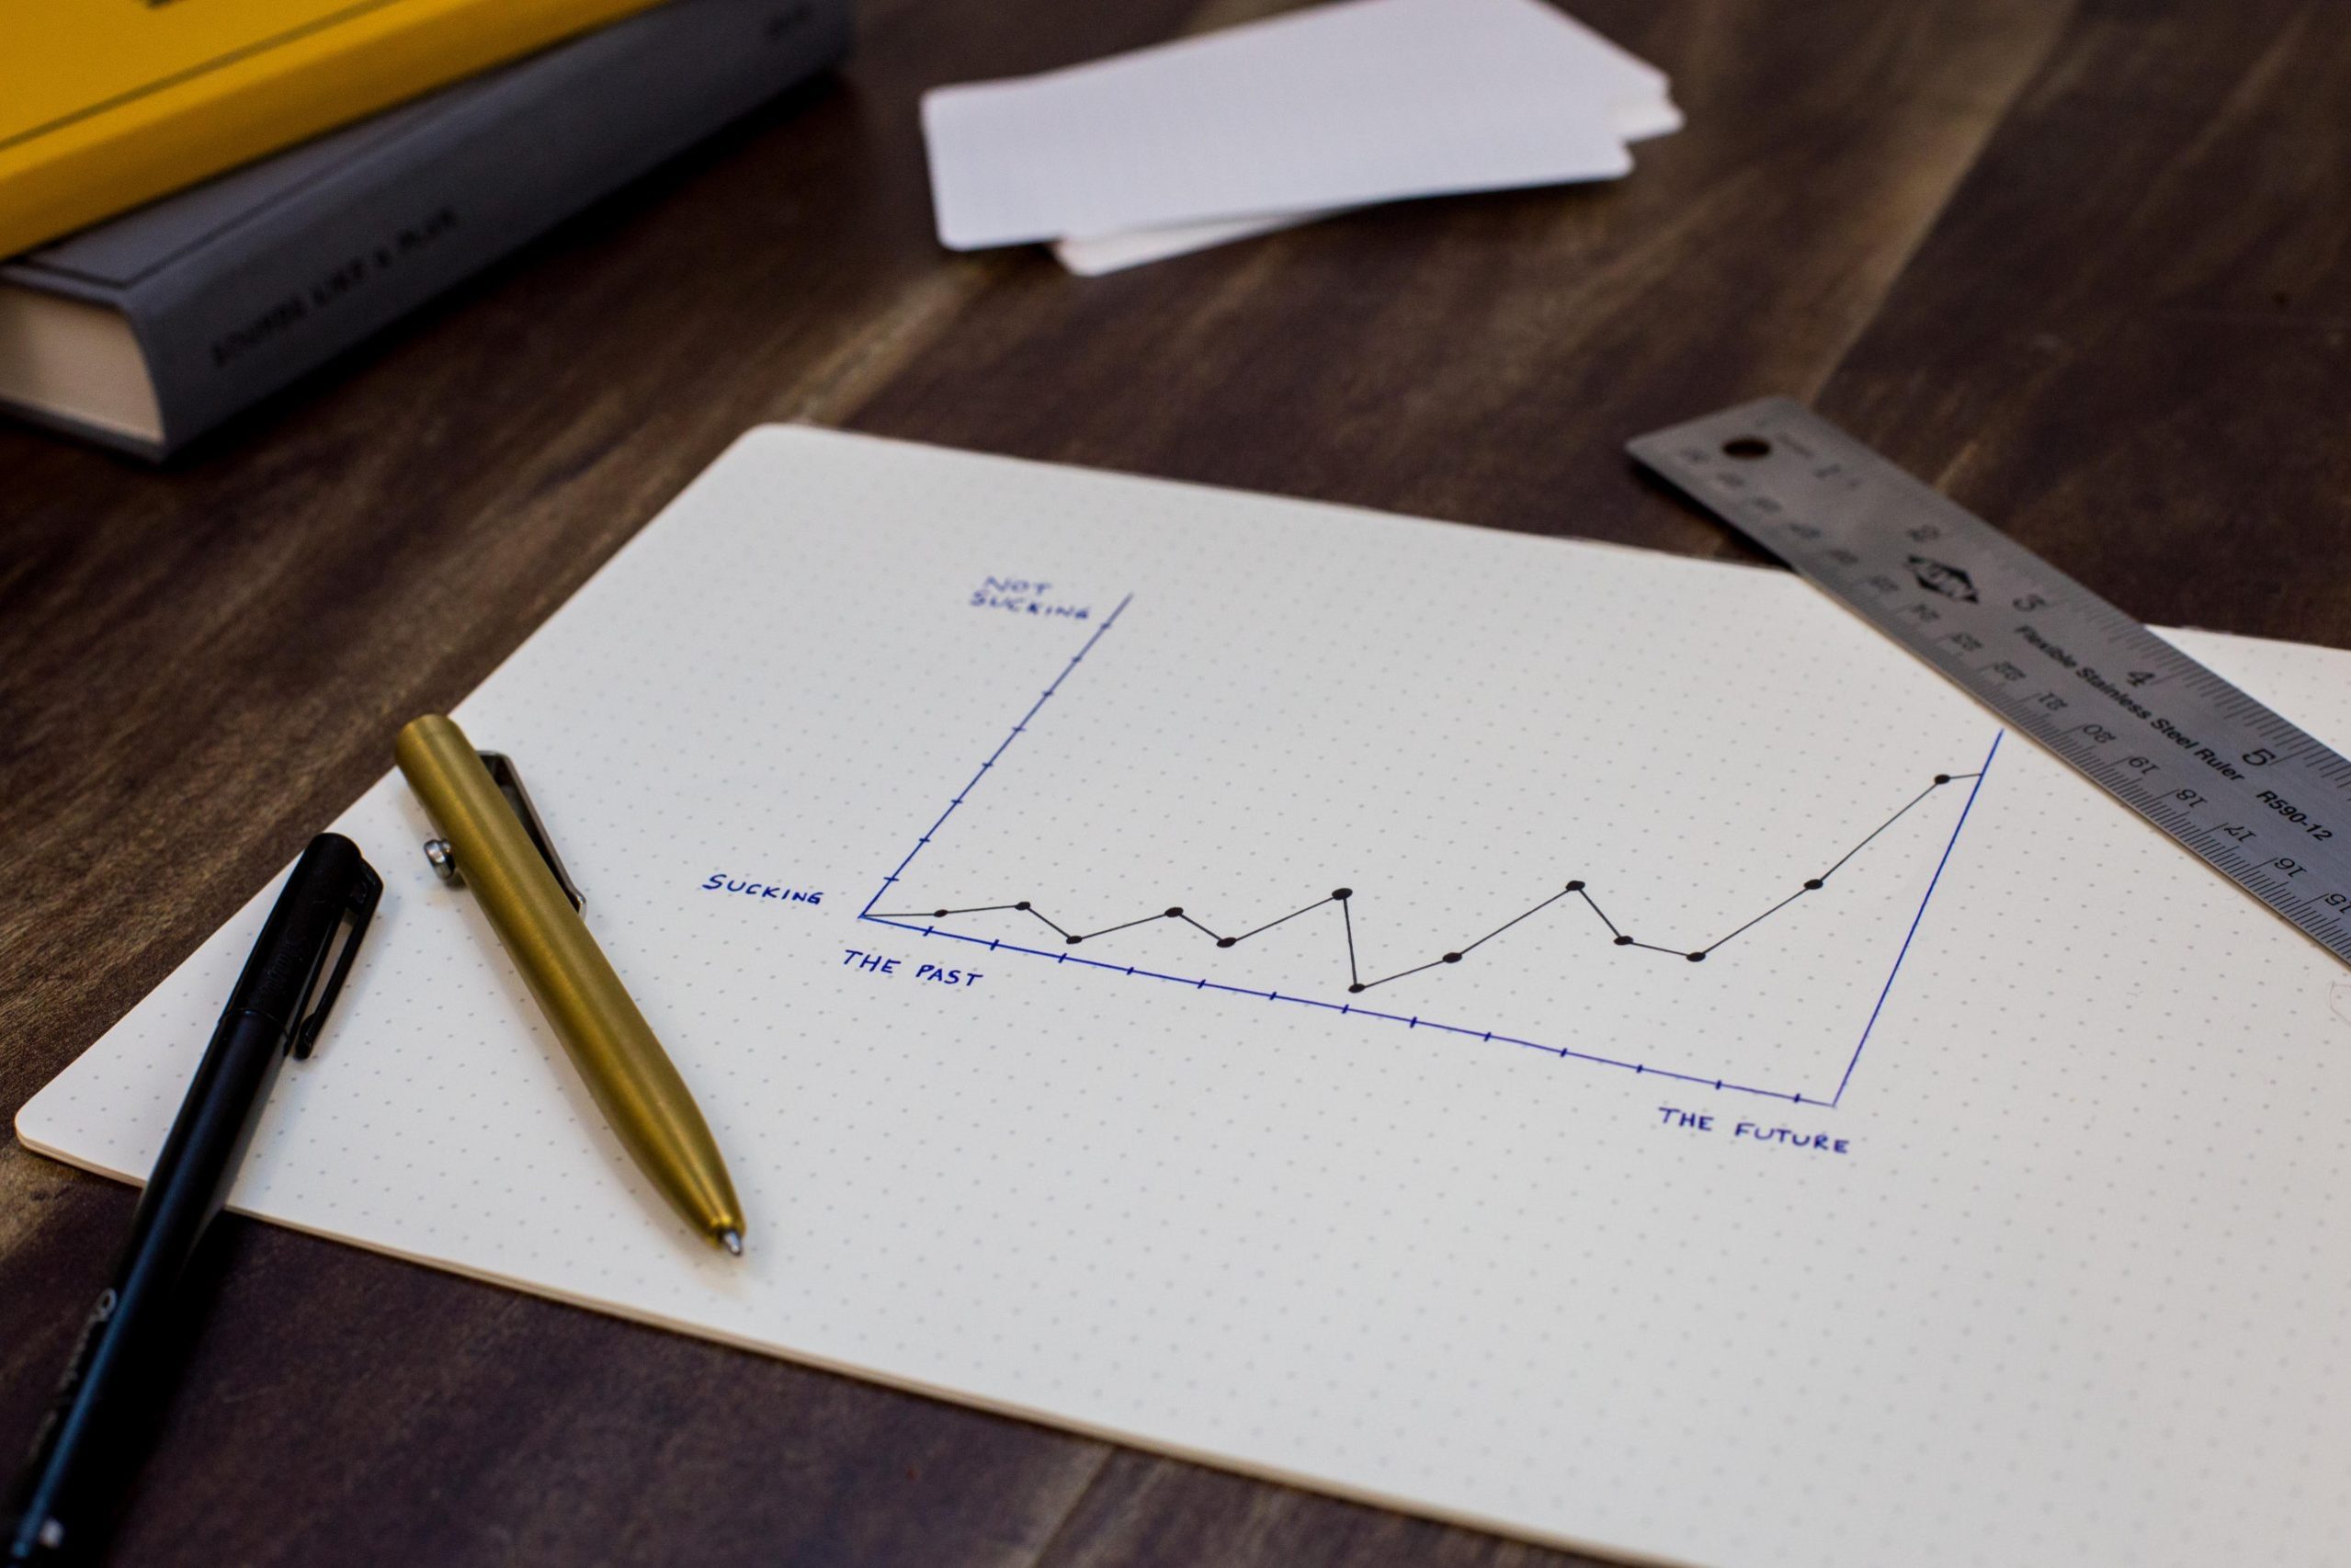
[858,594,1135,920]
[1829,728,2005,1108]
[860,597,1996,1108]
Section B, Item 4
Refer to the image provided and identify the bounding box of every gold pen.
[395,714,745,1256]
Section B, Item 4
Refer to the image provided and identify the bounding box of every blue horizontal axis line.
[852,595,1978,1109]
[857,913,1811,1104]
[878,768,1982,989]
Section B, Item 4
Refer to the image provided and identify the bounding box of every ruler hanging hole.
[1632,397,2351,971]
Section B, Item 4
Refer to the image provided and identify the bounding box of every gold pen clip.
[420,751,585,915]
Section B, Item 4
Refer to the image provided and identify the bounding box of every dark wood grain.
[3,0,2339,1562]
[1816,0,2351,642]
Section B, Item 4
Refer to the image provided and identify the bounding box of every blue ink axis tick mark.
[857,597,1999,1108]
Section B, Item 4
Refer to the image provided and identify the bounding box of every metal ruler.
[1630,396,2351,969]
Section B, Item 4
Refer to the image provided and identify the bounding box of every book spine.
[129,0,851,457]
[0,0,676,258]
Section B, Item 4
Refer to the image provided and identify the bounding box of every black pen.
[5,833,380,1564]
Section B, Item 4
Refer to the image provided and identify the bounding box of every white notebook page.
[21,427,2351,1568]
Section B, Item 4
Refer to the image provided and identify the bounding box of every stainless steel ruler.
[1630,396,2351,969]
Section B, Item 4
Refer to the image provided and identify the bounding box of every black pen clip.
[420,751,585,915]
[292,863,382,1060]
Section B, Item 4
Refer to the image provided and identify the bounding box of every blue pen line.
[858,595,1131,919]
[860,601,1997,1108]
[1830,729,2004,1107]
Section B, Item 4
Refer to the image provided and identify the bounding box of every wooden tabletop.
[5,0,2346,1562]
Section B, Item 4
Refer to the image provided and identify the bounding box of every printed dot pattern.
[19,428,2351,1568]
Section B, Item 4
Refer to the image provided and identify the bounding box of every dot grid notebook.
[20,427,2351,1568]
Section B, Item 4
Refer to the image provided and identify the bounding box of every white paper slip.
[924,0,1646,249]
[22,427,2351,1568]
[1054,91,1684,276]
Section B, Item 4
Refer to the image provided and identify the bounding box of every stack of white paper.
[921,0,1680,274]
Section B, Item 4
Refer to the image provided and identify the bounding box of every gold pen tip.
[717,1228,744,1256]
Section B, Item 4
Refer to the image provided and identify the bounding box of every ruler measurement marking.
[1631,398,2351,970]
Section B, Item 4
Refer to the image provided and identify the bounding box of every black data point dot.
[1803,879,1823,891]
[1217,937,1237,949]
[1442,952,1462,963]
[1566,880,1585,892]
[1065,935,1082,945]
[1016,901,1032,910]
[1332,887,1353,901]
[933,909,948,918]
[1614,935,1634,947]
[1164,906,1183,918]
[1687,951,1706,962]
[1935,773,1951,785]
[1348,983,1366,994]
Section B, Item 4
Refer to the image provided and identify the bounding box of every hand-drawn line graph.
[859,596,2004,1107]
[875,774,1981,986]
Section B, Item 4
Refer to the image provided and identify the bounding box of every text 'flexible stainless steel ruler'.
[1630,396,2351,970]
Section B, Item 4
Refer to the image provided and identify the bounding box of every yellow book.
[0,0,673,258]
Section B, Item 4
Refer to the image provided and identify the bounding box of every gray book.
[0,0,850,460]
